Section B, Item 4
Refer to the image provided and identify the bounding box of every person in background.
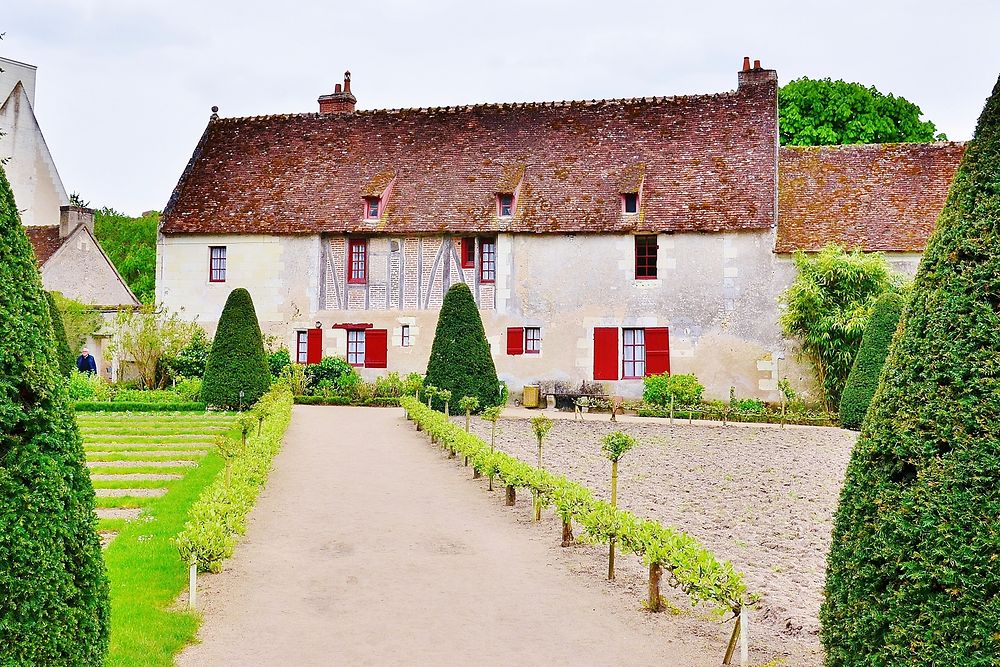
[76,347,97,375]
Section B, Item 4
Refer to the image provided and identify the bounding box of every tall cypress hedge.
[837,291,905,430]
[0,166,110,662]
[201,288,271,409]
[821,76,1000,665]
[45,290,75,376]
[425,283,502,411]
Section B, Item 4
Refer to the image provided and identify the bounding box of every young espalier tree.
[480,405,503,491]
[0,166,110,663]
[821,75,1000,666]
[602,431,637,580]
[459,395,480,432]
[530,415,554,521]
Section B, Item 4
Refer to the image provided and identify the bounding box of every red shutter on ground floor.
[645,327,670,376]
[593,327,619,380]
[306,328,323,364]
[365,329,388,368]
[507,327,524,355]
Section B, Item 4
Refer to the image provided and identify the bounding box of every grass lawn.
[78,412,234,666]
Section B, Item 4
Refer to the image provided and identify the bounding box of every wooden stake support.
[505,485,516,506]
[188,559,197,609]
[722,607,749,666]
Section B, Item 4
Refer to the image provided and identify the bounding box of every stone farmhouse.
[1,56,140,378]
[158,59,963,400]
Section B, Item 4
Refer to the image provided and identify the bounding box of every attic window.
[497,194,514,218]
[623,193,639,214]
[365,197,380,220]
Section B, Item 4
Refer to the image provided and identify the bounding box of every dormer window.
[497,193,514,218]
[365,197,380,219]
[623,192,639,214]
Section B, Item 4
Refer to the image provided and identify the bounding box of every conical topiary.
[821,75,1000,665]
[425,282,501,411]
[0,166,110,662]
[45,290,75,376]
[201,287,271,409]
[837,291,905,430]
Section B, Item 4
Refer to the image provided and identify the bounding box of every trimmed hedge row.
[293,395,400,407]
[73,401,207,412]
[174,384,293,572]
[400,396,750,613]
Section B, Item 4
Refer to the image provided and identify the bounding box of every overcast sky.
[3,0,998,215]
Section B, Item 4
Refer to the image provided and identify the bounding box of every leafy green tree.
[838,291,906,429]
[51,291,102,357]
[779,77,945,146]
[201,288,271,409]
[93,208,158,303]
[45,291,74,376]
[163,328,212,380]
[425,283,502,411]
[108,304,201,389]
[602,431,637,580]
[0,165,110,663]
[779,244,899,409]
[821,76,1000,666]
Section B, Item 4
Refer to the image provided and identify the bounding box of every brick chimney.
[59,205,94,238]
[318,71,357,114]
[737,56,777,89]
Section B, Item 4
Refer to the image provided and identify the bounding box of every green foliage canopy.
[425,283,502,411]
[838,291,906,429]
[93,208,158,303]
[45,291,74,376]
[0,165,110,663]
[779,244,899,408]
[642,372,704,407]
[201,288,272,409]
[821,75,1000,666]
[779,77,945,146]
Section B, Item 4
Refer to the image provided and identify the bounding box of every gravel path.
[176,406,756,666]
[460,413,856,660]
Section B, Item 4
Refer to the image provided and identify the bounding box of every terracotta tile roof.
[24,225,64,264]
[161,81,777,236]
[777,142,966,253]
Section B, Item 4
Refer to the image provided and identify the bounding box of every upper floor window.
[348,238,368,284]
[480,237,496,283]
[365,197,380,219]
[635,235,657,279]
[623,192,639,214]
[209,246,227,283]
[525,327,541,353]
[461,237,476,269]
[497,193,514,218]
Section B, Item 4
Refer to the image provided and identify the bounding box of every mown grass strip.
[86,452,204,463]
[102,445,226,667]
[89,465,195,476]
[93,479,180,490]
[97,517,130,533]
[84,444,212,452]
[84,434,220,443]
[96,496,153,509]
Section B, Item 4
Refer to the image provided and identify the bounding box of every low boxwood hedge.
[293,395,399,407]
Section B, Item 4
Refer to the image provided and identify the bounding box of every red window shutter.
[306,328,323,365]
[645,327,670,376]
[506,327,524,355]
[593,327,619,380]
[365,329,388,368]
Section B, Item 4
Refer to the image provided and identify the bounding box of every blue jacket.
[76,354,97,374]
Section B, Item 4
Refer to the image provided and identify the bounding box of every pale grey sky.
[3,0,998,215]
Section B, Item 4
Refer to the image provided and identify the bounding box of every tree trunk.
[448,449,456,459]
[561,519,574,546]
[465,413,470,432]
[473,468,481,479]
[608,539,616,580]
[488,474,494,491]
[533,494,541,521]
[505,485,516,506]
[464,455,469,466]
[416,422,422,431]
[647,563,664,612]
[609,460,618,580]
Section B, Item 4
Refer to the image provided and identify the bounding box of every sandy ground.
[175,405,786,667]
[460,411,858,663]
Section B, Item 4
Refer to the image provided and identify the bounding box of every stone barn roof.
[161,68,778,236]
[777,142,966,253]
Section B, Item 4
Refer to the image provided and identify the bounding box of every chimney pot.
[318,69,357,114]
[344,71,351,93]
[754,59,761,69]
[335,83,342,93]
[742,56,751,72]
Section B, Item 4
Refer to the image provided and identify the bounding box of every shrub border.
[292,395,400,407]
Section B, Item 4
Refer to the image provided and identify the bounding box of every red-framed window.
[460,238,476,269]
[348,238,368,284]
[497,193,514,217]
[622,328,646,379]
[525,327,541,353]
[623,192,639,214]
[635,235,657,279]
[480,237,496,283]
[296,331,308,364]
[347,329,366,366]
[365,197,380,219]
[209,246,227,282]
[401,324,411,347]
